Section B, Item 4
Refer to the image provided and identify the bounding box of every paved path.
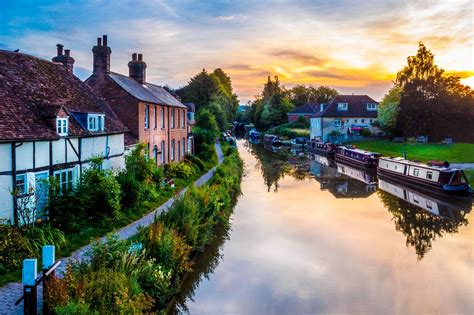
[450,163,474,170]
[0,143,224,315]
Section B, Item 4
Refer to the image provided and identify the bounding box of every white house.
[310,95,380,141]
[0,47,128,225]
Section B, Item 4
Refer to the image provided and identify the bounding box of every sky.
[1,0,473,103]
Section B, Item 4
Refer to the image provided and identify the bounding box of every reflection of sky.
[1,0,473,102]
[188,143,474,314]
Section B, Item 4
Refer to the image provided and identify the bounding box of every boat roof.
[341,147,380,155]
[379,157,461,172]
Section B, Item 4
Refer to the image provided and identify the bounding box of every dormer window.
[57,117,68,136]
[366,103,377,111]
[87,114,105,132]
[337,103,348,111]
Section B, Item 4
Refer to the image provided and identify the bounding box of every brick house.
[310,95,380,141]
[0,47,128,225]
[183,103,196,155]
[86,35,189,165]
[287,103,326,123]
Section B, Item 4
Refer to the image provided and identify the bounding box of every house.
[86,35,190,165]
[287,103,326,123]
[0,46,128,225]
[309,95,379,141]
[183,103,196,155]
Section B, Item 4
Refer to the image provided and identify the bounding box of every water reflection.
[378,177,471,260]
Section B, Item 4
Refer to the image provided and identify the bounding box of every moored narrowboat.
[335,146,380,168]
[248,128,260,140]
[377,157,473,197]
[290,137,307,147]
[307,140,336,156]
[263,134,283,147]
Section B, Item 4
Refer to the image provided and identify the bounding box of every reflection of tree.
[247,143,310,192]
[378,190,469,260]
[168,225,231,313]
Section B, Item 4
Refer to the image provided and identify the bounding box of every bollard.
[42,245,55,315]
[22,259,37,315]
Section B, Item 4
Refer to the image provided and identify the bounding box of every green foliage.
[54,301,97,315]
[287,85,338,106]
[378,85,402,133]
[329,130,341,136]
[359,128,372,137]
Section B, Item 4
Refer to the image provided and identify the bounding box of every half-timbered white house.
[0,47,128,225]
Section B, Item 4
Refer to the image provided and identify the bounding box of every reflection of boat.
[378,177,472,217]
[335,146,380,168]
[307,140,335,156]
[337,162,377,185]
[310,153,335,168]
[263,134,283,147]
[378,157,472,197]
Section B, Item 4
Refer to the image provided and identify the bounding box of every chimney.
[128,52,147,84]
[92,34,112,80]
[52,44,75,73]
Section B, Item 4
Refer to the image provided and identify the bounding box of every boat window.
[426,171,433,180]
[413,195,419,203]
[426,200,432,209]
[413,168,419,176]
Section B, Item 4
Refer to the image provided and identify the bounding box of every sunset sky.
[1,0,473,103]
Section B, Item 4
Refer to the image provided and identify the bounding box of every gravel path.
[0,143,224,314]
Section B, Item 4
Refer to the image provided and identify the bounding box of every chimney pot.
[97,37,102,46]
[103,35,108,47]
[64,49,70,57]
[56,44,64,56]
[132,53,137,61]
[138,54,143,61]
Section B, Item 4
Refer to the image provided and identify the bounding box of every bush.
[54,301,97,315]
[360,128,372,137]
[329,130,341,136]
[0,225,33,273]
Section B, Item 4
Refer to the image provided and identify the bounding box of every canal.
[172,140,473,314]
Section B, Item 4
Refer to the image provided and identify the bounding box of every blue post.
[42,245,55,315]
[22,259,37,314]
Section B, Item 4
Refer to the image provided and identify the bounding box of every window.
[54,169,74,194]
[161,140,165,163]
[334,119,342,127]
[354,119,358,123]
[15,174,27,195]
[144,105,149,129]
[367,103,377,111]
[178,110,180,129]
[178,141,181,160]
[154,106,157,129]
[188,137,192,153]
[161,107,165,128]
[361,119,365,123]
[337,103,348,111]
[369,119,373,124]
[413,168,419,176]
[145,143,150,160]
[426,171,433,180]
[171,139,175,161]
[153,145,158,162]
[426,200,432,210]
[182,137,186,156]
[171,109,175,129]
[87,114,105,132]
[413,195,419,204]
[182,110,185,128]
[56,118,68,136]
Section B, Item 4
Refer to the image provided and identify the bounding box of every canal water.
[173,140,473,314]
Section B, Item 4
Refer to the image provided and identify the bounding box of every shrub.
[0,225,33,273]
[23,225,66,255]
[329,130,341,136]
[360,128,372,137]
[54,301,97,315]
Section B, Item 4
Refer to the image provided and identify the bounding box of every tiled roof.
[316,95,378,118]
[0,50,127,141]
[108,72,187,108]
[183,102,196,113]
[288,103,320,115]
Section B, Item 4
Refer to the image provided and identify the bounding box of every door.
[35,172,49,218]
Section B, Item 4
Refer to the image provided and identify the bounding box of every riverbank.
[42,144,243,313]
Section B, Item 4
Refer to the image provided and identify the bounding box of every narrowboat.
[335,146,380,168]
[307,140,336,156]
[248,128,260,140]
[290,137,307,147]
[263,134,283,147]
[377,157,473,197]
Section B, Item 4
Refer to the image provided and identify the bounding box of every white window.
[56,118,68,136]
[15,174,28,195]
[426,200,432,210]
[187,137,192,153]
[426,171,433,180]
[367,103,377,111]
[161,140,165,163]
[171,109,175,129]
[87,114,105,132]
[171,139,175,161]
[153,145,158,161]
[334,119,342,127]
[413,168,419,176]
[161,107,165,128]
[354,119,358,123]
[337,103,348,111]
[413,195,419,204]
[54,168,75,193]
[144,105,149,129]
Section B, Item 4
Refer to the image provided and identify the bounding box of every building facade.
[86,35,190,165]
[0,47,127,225]
[310,95,380,141]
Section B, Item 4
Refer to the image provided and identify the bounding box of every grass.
[0,153,218,288]
[352,140,474,163]
[464,169,474,184]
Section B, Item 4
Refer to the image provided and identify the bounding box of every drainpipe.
[167,106,170,163]
[11,142,17,225]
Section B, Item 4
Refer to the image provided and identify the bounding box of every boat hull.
[377,169,472,198]
[307,146,335,156]
[335,153,378,168]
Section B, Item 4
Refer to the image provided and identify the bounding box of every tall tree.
[377,85,402,134]
[287,85,338,106]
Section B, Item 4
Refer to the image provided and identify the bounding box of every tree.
[377,85,402,134]
[287,85,338,106]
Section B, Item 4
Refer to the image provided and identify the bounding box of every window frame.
[15,174,28,195]
[161,107,165,129]
[337,103,348,111]
[171,139,175,161]
[334,119,342,127]
[171,108,175,129]
[53,168,75,194]
[161,140,165,163]
[154,106,157,129]
[181,110,185,128]
[426,171,433,180]
[413,168,419,176]
[144,105,150,129]
[366,103,377,111]
[182,137,186,156]
[87,114,105,132]
[56,117,68,136]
